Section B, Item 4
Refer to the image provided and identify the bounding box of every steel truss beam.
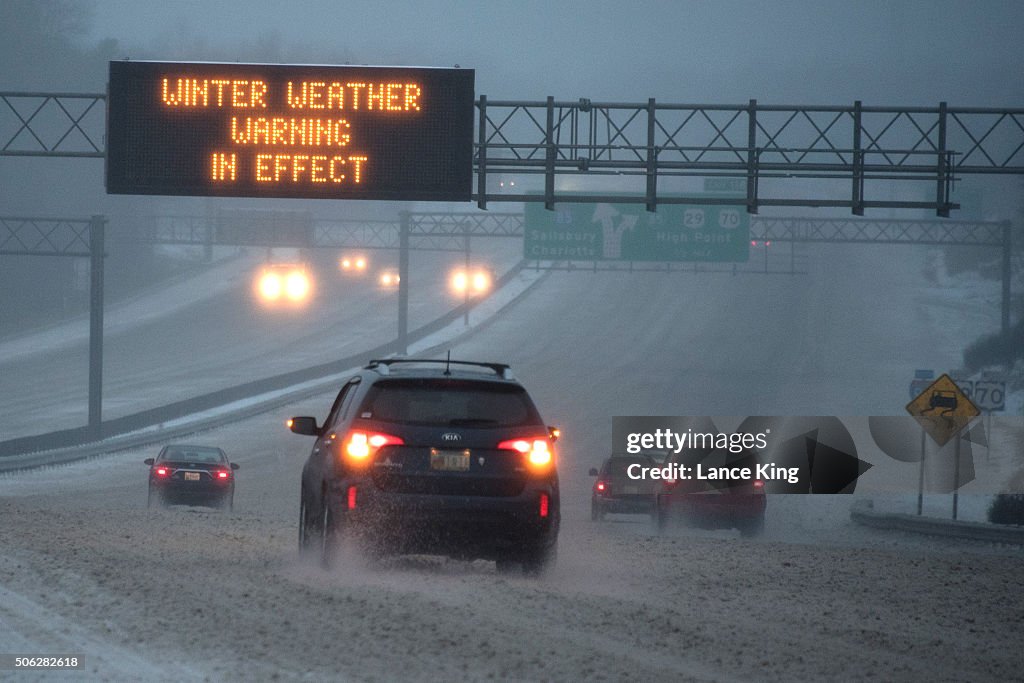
[141,212,525,251]
[475,98,1024,215]
[138,211,1007,250]
[0,92,106,157]
[0,215,94,256]
[750,217,1010,246]
[524,258,808,276]
[4,92,1022,215]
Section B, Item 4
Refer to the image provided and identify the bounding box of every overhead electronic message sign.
[106,61,475,201]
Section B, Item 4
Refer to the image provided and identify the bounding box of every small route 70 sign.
[951,377,1006,413]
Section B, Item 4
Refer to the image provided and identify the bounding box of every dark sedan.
[145,445,238,510]
[589,454,661,520]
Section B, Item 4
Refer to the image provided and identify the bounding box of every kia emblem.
[441,433,462,441]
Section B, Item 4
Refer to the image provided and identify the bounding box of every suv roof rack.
[367,358,514,380]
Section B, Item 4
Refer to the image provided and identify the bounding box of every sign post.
[88,215,105,440]
[906,373,980,518]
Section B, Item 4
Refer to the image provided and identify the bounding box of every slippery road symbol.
[925,390,958,416]
[905,373,979,447]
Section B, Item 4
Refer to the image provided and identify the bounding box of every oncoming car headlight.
[259,272,283,300]
[284,271,310,301]
[450,268,492,295]
[255,265,313,305]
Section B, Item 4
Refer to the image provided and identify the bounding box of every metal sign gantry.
[474,98,1024,215]
[1,92,105,158]
[0,215,107,436]
[127,210,1016,332]
[137,212,1008,249]
[4,91,1024,214]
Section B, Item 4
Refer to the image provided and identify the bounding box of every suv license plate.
[184,472,200,481]
[430,449,470,472]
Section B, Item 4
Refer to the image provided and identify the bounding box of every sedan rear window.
[161,447,225,463]
[359,378,541,427]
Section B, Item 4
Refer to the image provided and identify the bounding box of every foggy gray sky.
[86,0,1024,106]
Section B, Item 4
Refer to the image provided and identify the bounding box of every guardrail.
[850,499,1024,545]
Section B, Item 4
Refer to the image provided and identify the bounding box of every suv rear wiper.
[448,418,500,427]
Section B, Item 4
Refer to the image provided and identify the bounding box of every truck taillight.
[539,493,549,518]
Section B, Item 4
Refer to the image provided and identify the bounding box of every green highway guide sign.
[524,197,750,262]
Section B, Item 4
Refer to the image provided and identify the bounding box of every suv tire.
[320,502,340,570]
[298,494,317,556]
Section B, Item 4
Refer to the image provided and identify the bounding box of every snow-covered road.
[1,241,1021,681]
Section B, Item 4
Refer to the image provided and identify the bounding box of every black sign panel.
[106,61,474,201]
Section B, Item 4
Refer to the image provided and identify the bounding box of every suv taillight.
[497,437,553,470]
[343,430,405,464]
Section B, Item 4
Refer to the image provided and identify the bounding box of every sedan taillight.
[155,466,170,477]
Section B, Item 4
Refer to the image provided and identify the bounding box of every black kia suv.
[288,358,560,574]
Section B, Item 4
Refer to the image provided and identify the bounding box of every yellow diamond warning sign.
[905,373,980,447]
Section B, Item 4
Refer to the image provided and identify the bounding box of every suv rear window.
[359,378,541,427]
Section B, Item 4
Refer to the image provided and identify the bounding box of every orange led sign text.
[107,61,474,201]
